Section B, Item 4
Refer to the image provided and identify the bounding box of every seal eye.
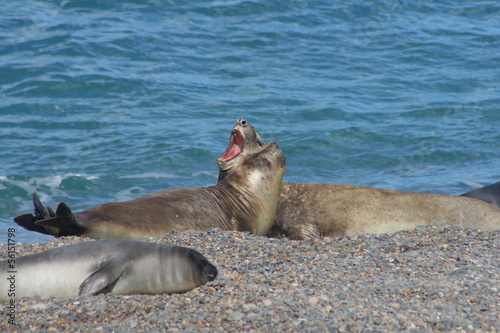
[258,158,271,168]
[257,140,264,147]
[237,118,248,127]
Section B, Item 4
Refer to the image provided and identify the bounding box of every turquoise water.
[1,1,499,243]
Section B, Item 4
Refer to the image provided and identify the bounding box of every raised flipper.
[33,191,54,219]
[35,201,86,237]
[47,206,56,217]
[79,260,128,296]
[13,192,58,236]
[14,192,86,237]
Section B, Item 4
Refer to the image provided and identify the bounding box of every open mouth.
[219,130,244,162]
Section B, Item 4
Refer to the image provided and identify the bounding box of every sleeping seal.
[218,119,500,240]
[14,141,286,239]
[460,181,500,208]
[0,239,217,301]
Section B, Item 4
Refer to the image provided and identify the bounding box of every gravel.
[1,225,499,332]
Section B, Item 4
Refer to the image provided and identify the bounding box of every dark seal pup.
[0,239,217,301]
[218,119,500,240]
[460,181,500,208]
[14,141,286,239]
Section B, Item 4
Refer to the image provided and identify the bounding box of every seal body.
[218,119,500,240]
[0,240,217,301]
[461,181,500,208]
[268,183,500,239]
[14,141,286,239]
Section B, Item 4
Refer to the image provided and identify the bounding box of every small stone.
[29,303,48,311]
[242,303,257,312]
[308,297,319,305]
[227,311,244,321]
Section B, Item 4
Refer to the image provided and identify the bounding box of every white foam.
[460,181,483,189]
[115,186,147,202]
[0,174,97,191]
[0,174,98,210]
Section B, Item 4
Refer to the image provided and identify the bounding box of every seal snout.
[266,141,283,155]
[266,142,286,168]
[201,261,218,281]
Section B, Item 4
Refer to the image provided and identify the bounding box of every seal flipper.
[13,214,55,235]
[47,206,56,217]
[33,191,52,219]
[79,261,128,296]
[35,202,87,237]
[13,192,57,236]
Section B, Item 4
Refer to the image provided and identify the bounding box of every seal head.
[218,118,266,182]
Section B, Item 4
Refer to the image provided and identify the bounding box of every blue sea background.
[1,0,498,244]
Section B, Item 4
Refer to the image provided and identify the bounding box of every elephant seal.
[14,141,286,239]
[218,119,500,240]
[268,183,500,239]
[0,239,217,301]
[460,181,500,208]
[218,118,266,182]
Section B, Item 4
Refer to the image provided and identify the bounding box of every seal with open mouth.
[217,118,267,182]
[0,239,217,300]
[14,140,286,239]
[217,119,500,240]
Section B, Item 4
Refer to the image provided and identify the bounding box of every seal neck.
[217,169,229,183]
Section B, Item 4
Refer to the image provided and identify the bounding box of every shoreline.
[1,226,499,332]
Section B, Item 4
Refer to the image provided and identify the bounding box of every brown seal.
[217,119,500,240]
[218,118,267,182]
[14,140,286,239]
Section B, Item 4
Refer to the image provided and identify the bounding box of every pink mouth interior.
[219,130,244,161]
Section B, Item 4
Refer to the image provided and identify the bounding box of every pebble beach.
[1,226,499,332]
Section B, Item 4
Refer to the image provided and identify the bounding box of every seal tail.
[13,192,86,237]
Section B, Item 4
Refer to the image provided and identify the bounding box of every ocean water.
[1,0,498,244]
